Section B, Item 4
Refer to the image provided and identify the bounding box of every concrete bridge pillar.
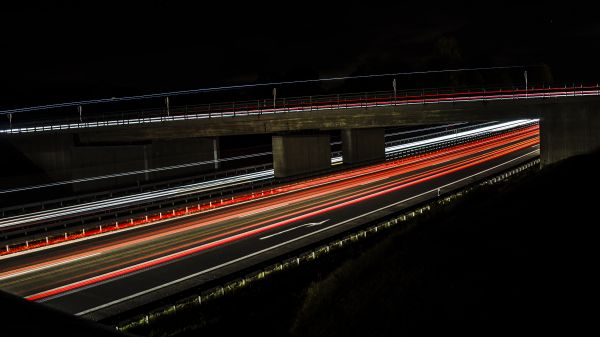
[341,128,385,164]
[272,133,331,178]
[540,101,600,166]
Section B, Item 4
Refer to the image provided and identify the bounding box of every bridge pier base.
[540,102,600,166]
[272,133,330,178]
[341,128,385,164]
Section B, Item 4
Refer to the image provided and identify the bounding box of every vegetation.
[134,152,599,336]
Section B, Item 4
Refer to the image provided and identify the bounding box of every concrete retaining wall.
[540,100,600,166]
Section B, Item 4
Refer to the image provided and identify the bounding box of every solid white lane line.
[73,148,538,316]
[260,219,330,240]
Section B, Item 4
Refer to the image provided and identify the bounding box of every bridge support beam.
[272,133,330,178]
[540,102,600,166]
[341,128,385,164]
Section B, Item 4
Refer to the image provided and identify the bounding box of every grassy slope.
[292,153,599,335]
[137,152,599,336]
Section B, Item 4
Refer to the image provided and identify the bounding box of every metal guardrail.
[0,83,597,134]
[0,121,485,216]
[0,163,273,217]
[0,120,538,252]
[114,157,541,332]
[385,121,498,148]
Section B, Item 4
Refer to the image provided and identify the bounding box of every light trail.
[0,121,538,258]
[2,124,536,260]
[20,130,538,301]
[0,125,538,280]
[73,147,540,317]
[0,122,479,195]
[0,152,273,194]
[384,122,470,137]
[5,127,539,271]
[0,119,537,232]
[0,253,101,281]
[384,119,533,154]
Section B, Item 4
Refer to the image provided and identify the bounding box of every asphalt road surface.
[0,125,539,320]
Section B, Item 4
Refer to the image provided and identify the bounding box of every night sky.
[2,1,599,109]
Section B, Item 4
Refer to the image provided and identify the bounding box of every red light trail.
[0,127,538,301]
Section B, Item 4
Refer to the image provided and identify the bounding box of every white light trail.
[0,119,538,231]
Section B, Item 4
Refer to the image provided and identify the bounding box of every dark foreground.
[127,151,597,335]
[129,150,599,336]
[0,290,130,337]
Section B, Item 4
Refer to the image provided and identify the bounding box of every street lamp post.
[393,78,397,105]
[524,70,528,98]
[165,97,170,117]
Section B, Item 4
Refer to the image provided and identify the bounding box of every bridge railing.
[1,83,598,133]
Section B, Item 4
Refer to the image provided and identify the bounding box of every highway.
[0,122,472,196]
[0,123,540,320]
[0,120,533,232]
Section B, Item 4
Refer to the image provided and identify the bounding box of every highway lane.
[0,120,537,262]
[0,129,540,304]
[0,121,476,197]
[0,125,537,275]
[0,125,535,271]
[0,119,532,234]
[0,127,539,319]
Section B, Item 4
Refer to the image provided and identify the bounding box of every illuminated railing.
[0,83,597,134]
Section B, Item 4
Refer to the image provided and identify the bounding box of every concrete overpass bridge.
[0,83,592,322]
[2,85,599,191]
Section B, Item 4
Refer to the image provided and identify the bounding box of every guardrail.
[0,120,538,255]
[0,121,492,217]
[0,83,597,134]
[0,163,273,217]
[114,157,541,332]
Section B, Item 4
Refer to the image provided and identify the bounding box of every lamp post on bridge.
[78,105,82,123]
[524,70,528,98]
[273,87,277,110]
[165,97,170,117]
[393,78,397,105]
